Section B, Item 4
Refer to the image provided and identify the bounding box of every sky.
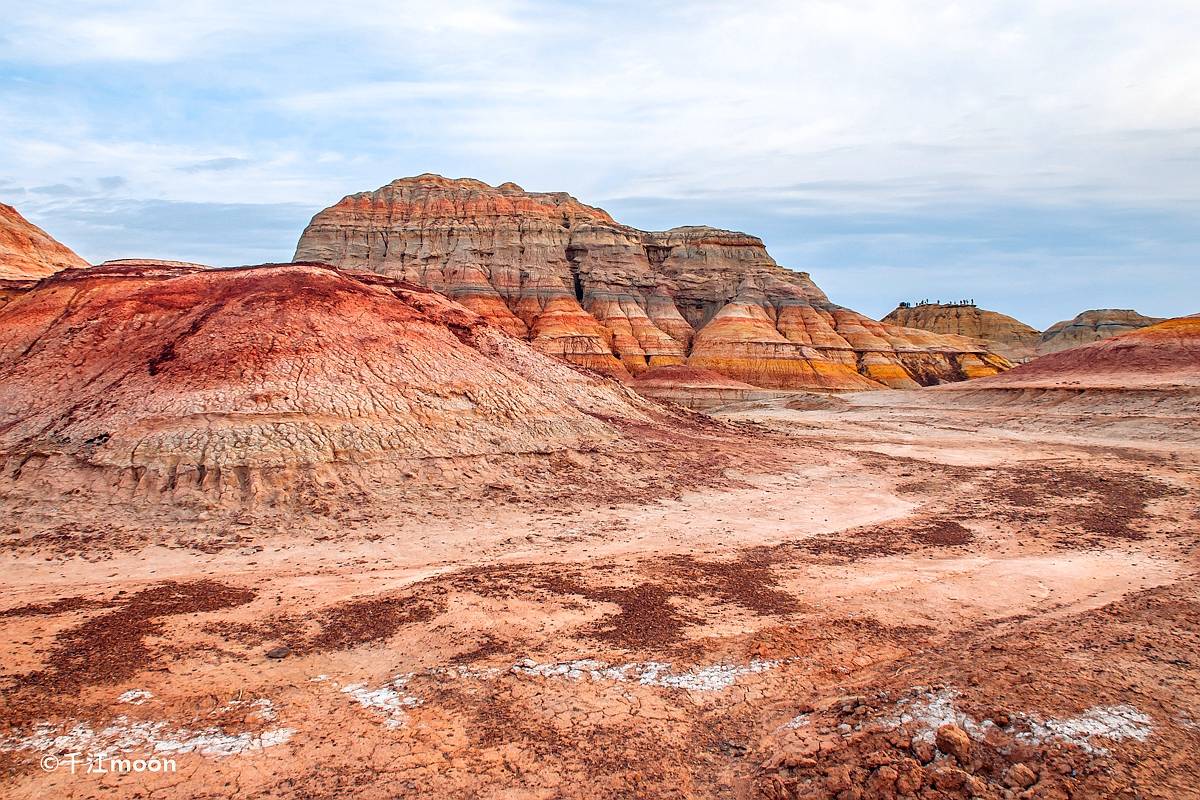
[1,0,1197,329]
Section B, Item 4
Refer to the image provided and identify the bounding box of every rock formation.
[295,175,1011,391]
[0,203,88,280]
[0,260,707,506]
[944,314,1200,390]
[1037,309,1164,355]
[628,365,796,410]
[883,303,1041,363]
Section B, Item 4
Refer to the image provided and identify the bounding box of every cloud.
[1,0,1197,324]
[178,157,251,173]
[29,183,86,197]
[17,197,314,267]
[2,1,531,64]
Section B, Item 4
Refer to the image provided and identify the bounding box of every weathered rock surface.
[628,364,796,410]
[295,175,1011,391]
[0,261,707,506]
[883,303,1041,362]
[944,314,1200,390]
[0,203,88,280]
[1037,309,1164,355]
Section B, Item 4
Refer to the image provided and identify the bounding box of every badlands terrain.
[0,183,1198,800]
[883,304,1165,365]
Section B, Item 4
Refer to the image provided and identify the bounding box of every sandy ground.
[2,389,1198,799]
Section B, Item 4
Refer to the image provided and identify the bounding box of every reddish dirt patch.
[15,580,255,692]
[305,595,442,653]
[980,464,1175,541]
[0,595,113,618]
[447,558,798,649]
[209,592,444,656]
[909,519,974,546]
[575,581,699,648]
[658,551,802,615]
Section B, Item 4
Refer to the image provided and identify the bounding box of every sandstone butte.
[0,202,88,281]
[0,260,712,506]
[882,302,1041,363]
[940,314,1200,391]
[1037,308,1164,356]
[294,174,1012,391]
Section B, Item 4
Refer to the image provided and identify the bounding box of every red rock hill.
[0,261,707,505]
[0,203,88,280]
[945,315,1200,390]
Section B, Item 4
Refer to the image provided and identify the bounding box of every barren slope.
[0,204,88,280]
[1037,309,1164,355]
[2,379,1197,800]
[947,315,1200,390]
[0,261,734,509]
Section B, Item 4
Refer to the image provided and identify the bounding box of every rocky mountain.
[1037,309,1164,355]
[883,302,1041,363]
[0,203,88,280]
[0,260,714,506]
[295,175,1011,391]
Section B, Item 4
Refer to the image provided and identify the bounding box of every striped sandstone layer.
[883,303,1042,363]
[950,314,1200,390]
[0,203,88,280]
[1037,309,1165,356]
[628,365,796,410]
[295,175,1011,391]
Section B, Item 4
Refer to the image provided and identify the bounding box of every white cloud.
[0,1,1197,322]
[3,0,531,64]
[3,0,1197,211]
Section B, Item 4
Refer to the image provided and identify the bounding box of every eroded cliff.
[883,303,1041,363]
[296,175,1011,391]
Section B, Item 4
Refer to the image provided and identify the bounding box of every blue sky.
[1,0,1197,329]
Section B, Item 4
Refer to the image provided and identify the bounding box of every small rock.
[266,646,291,660]
[719,740,748,757]
[1006,763,1037,789]
[935,723,972,763]
[911,739,935,764]
[895,762,926,794]
[868,765,898,792]
[824,764,853,792]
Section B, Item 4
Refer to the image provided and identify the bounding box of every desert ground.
[3,386,1197,799]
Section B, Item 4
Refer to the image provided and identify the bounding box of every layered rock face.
[0,203,88,280]
[1037,309,1164,355]
[0,261,687,505]
[628,365,794,410]
[883,303,1041,363]
[296,175,1011,391]
[945,314,1200,390]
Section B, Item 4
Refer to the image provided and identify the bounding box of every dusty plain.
[2,385,1198,799]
